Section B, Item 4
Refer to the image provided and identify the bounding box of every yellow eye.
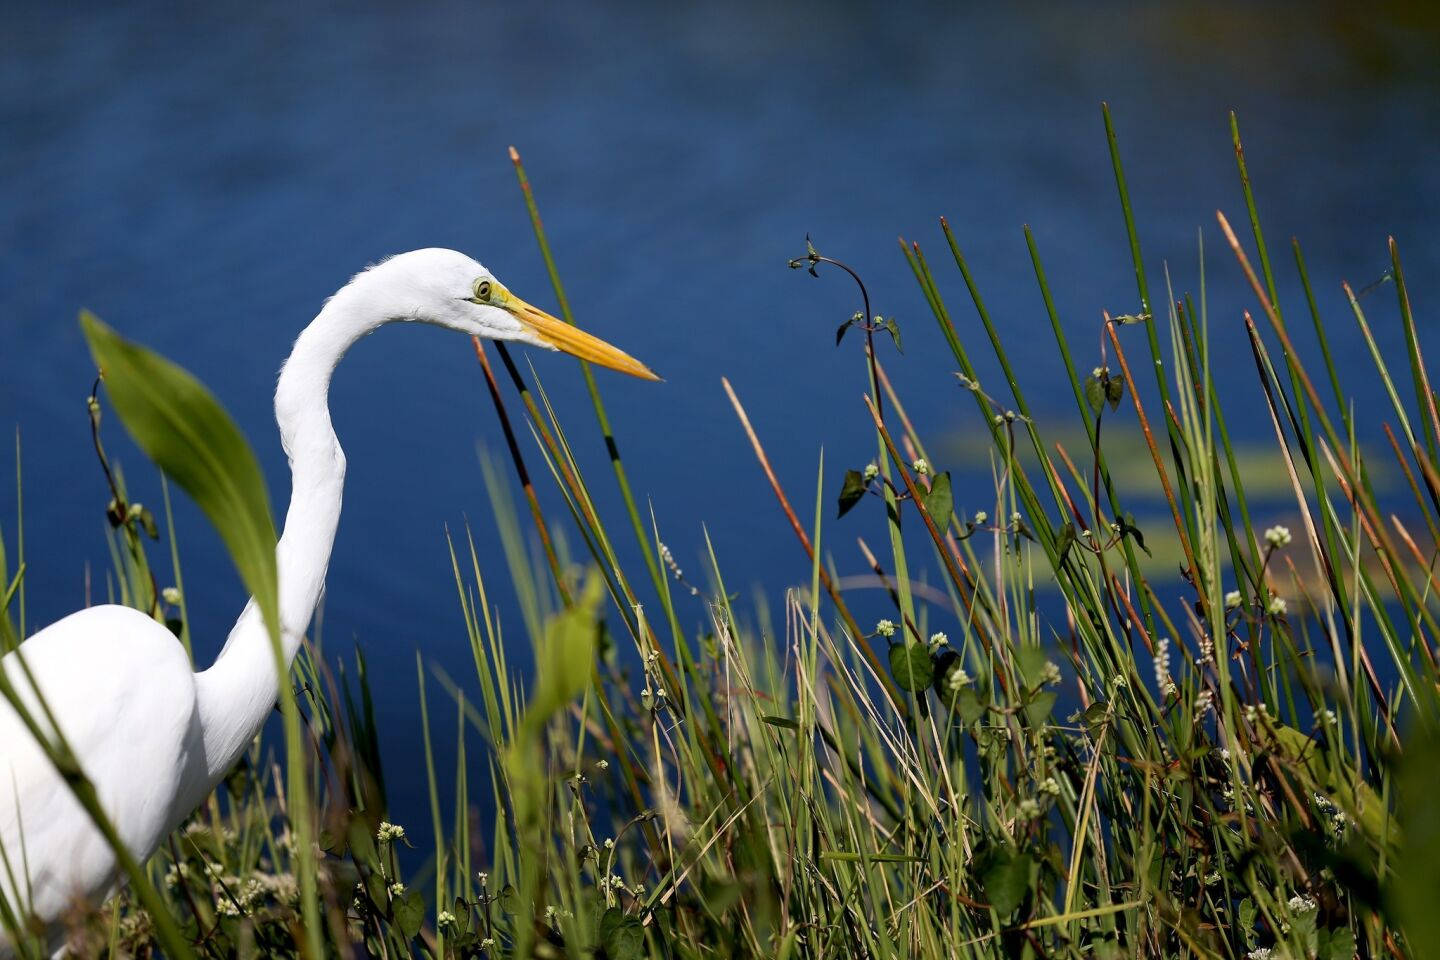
[474,279,492,301]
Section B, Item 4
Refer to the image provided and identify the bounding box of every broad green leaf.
[932,650,967,706]
[837,469,867,519]
[1084,374,1105,414]
[889,642,934,692]
[393,888,425,939]
[1105,370,1125,410]
[600,907,645,960]
[1024,690,1057,726]
[979,846,1032,917]
[957,688,987,725]
[923,471,953,532]
[81,312,279,640]
[1057,521,1078,564]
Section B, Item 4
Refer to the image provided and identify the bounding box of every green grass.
[4,105,1440,958]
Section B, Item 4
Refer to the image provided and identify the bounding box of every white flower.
[1153,638,1172,694]
[437,910,457,929]
[945,666,973,691]
[912,458,930,476]
[1040,777,1061,796]
[1041,660,1062,685]
[1092,366,1104,379]
[389,882,405,896]
[1246,948,1273,959]
[875,619,897,638]
[1287,894,1316,914]
[1264,524,1293,548]
[1193,689,1213,723]
[929,631,949,647]
[376,821,406,843]
[603,837,614,849]
[162,586,182,605]
[596,759,609,770]
[863,463,879,482]
[1018,798,1041,819]
[481,938,496,949]
[476,871,489,885]
[1224,590,1242,610]
[1267,595,1288,616]
[973,511,988,525]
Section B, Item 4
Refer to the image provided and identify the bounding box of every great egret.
[0,248,656,948]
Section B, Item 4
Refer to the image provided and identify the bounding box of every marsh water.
[3,2,1439,831]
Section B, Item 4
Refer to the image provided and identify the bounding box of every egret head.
[356,248,659,380]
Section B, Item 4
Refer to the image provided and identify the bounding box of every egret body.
[0,249,655,949]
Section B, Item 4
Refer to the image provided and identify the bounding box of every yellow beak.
[507,294,660,381]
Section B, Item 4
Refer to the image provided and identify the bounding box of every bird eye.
[474,279,492,301]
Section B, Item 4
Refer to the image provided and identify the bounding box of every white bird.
[0,249,657,950]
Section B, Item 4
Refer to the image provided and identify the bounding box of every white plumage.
[0,249,655,952]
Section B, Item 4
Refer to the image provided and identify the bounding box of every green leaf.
[1084,374,1105,414]
[922,471,953,532]
[978,846,1032,918]
[1394,724,1440,956]
[393,888,425,939]
[1079,701,1111,735]
[888,642,934,692]
[837,469,867,519]
[1119,511,1151,556]
[1105,370,1125,410]
[1024,690,1057,727]
[600,907,645,960]
[81,312,279,640]
[1324,927,1356,960]
[1056,521,1078,564]
[1015,647,1049,688]
[932,650,966,706]
[1238,897,1256,947]
[761,714,799,730]
[881,316,903,352]
[957,688,987,725]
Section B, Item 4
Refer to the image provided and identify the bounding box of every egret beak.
[507,294,660,381]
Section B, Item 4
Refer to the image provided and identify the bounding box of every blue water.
[3,2,1439,837]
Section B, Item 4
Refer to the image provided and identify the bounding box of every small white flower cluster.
[875,619,897,638]
[659,541,682,579]
[376,821,406,843]
[945,665,973,691]
[1153,638,1175,698]
[1224,589,1243,610]
[1018,798,1042,819]
[863,462,879,482]
[1264,524,1293,548]
[1197,632,1215,666]
[598,873,627,893]
[476,871,489,886]
[1193,689,1214,724]
[1246,949,1273,960]
[1244,702,1270,725]
[1267,595,1288,616]
[973,510,989,526]
[437,910,457,929]
[1318,708,1337,727]
[1313,793,1348,838]
[1040,660,1062,686]
[929,631,948,651]
[1287,893,1317,914]
[481,937,496,949]
[389,881,405,896]
[1039,777,1062,797]
[912,458,930,476]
